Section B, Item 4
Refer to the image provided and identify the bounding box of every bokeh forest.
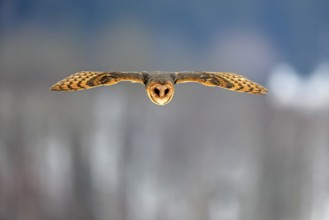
[1,0,329,220]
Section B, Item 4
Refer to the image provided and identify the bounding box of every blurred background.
[1,0,329,220]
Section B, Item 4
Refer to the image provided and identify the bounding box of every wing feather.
[175,71,268,95]
[50,71,144,91]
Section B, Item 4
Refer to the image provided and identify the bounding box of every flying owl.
[50,71,268,105]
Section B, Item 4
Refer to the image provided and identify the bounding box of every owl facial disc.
[147,82,174,105]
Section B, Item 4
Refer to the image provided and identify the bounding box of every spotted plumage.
[50,71,268,105]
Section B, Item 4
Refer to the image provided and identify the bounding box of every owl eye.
[164,88,170,95]
[154,88,160,96]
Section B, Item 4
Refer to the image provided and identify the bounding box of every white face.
[146,82,175,105]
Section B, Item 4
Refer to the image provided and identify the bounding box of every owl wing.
[50,71,145,91]
[174,71,268,95]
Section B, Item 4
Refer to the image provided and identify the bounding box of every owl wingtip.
[260,88,269,95]
[49,84,60,91]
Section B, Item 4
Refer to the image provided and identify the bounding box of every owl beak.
[147,83,174,105]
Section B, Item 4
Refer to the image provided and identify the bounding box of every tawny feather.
[50,71,144,91]
[175,72,268,95]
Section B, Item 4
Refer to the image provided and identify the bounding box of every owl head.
[146,79,175,105]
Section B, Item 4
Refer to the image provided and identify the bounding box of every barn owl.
[50,71,268,105]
